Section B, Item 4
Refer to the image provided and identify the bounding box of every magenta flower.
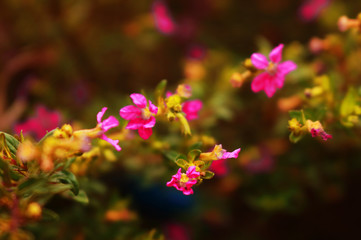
[250,44,297,98]
[119,93,158,140]
[14,105,61,140]
[210,159,228,177]
[97,107,121,151]
[214,145,241,160]
[199,144,241,162]
[298,0,330,22]
[152,0,176,35]
[166,166,200,195]
[310,128,332,141]
[182,100,202,120]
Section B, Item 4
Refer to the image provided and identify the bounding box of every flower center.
[267,62,278,75]
[212,145,225,159]
[141,108,152,120]
[180,173,190,187]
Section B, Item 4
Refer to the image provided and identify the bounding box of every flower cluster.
[166,145,241,195]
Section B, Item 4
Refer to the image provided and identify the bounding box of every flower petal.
[101,116,119,132]
[251,72,269,93]
[126,118,145,129]
[101,135,121,151]
[119,105,141,120]
[152,0,176,35]
[221,148,241,159]
[264,77,277,98]
[274,74,285,89]
[97,107,107,123]
[183,100,203,120]
[138,127,153,140]
[251,53,269,69]
[130,93,147,109]
[148,100,158,114]
[182,188,194,195]
[269,44,284,63]
[143,116,156,128]
[277,60,297,75]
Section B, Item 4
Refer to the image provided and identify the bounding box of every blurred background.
[1,0,361,239]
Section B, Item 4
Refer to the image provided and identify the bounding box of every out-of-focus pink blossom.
[182,100,202,120]
[14,105,61,140]
[97,107,121,151]
[186,44,207,60]
[251,44,297,98]
[299,0,330,22]
[242,147,274,174]
[210,159,228,177]
[119,93,158,140]
[166,166,200,195]
[152,0,176,35]
[165,223,190,240]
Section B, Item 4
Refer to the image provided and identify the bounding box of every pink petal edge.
[130,93,147,109]
[251,53,269,69]
[269,44,284,63]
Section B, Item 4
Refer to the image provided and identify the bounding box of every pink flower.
[199,144,241,161]
[14,105,61,140]
[298,0,330,22]
[182,100,202,120]
[97,107,121,151]
[251,44,297,97]
[310,128,332,141]
[119,93,158,140]
[166,166,200,195]
[213,144,241,160]
[152,0,176,35]
[306,120,332,141]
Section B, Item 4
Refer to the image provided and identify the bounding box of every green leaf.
[163,151,179,161]
[64,157,76,170]
[63,189,89,204]
[203,171,215,179]
[0,157,11,187]
[17,177,46,196]
[303,107,327,121]
[55,170,80,195]
[189,142,203,151]
[174,159,187,168]
[38,129,57,145]
[340,87,358,117]
[289,132,304,143]
[154,79,167,99]
[0,132,20,157]
[187,149,201,162]
[175,154,187,160]
[289,110,305,124]
[42,208,60,221]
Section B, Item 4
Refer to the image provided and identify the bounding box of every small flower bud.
[176,84,192,98]
[338,15,360,32]
[309,37,327,53]
[61,124,73,137]
[230,71,252,88]
[17,140,38,162]
[243,58,254,70]
[26,202,42,218]
[304,86,324,98]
